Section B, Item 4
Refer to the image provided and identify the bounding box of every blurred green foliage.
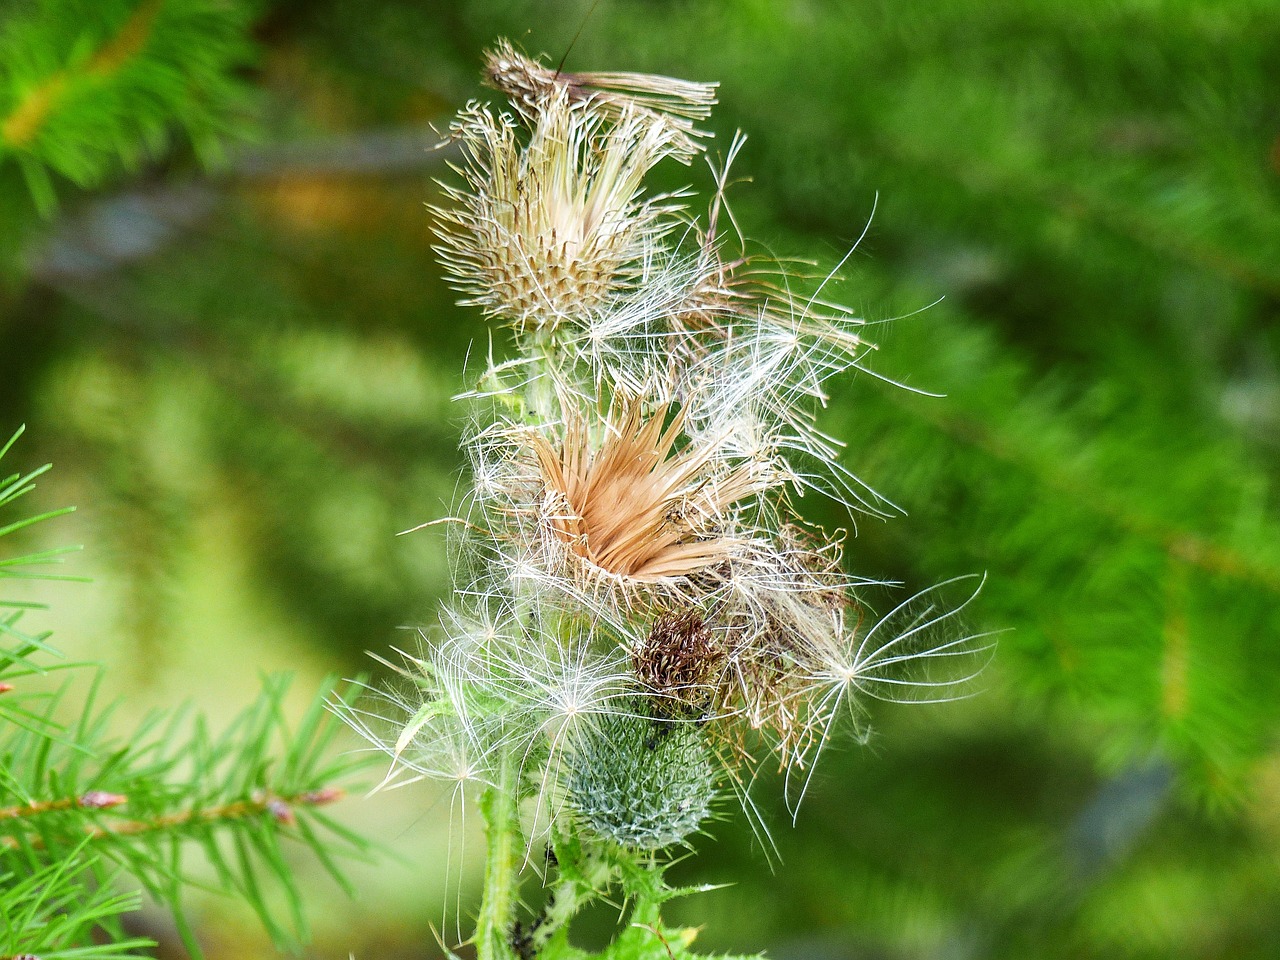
[1,0,1277,957]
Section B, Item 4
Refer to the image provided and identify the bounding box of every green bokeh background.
[2,1,1279,957]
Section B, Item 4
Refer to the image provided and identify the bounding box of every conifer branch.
[0,791,127,823]
[0,788,344,851]
[0,0,259,213]
[0,0,163,150]
[869,130,1280,299]
[911,400,1280,592]
[0,429,371,957]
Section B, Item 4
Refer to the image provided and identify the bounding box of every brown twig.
[0,787,342,851]
[0,791,126,821]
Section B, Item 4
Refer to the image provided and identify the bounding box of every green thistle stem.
[477,750,521,960]
[624,855,664,929]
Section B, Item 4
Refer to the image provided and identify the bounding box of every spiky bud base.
[564,710,715,850]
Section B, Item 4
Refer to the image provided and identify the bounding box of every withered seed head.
[532,397,764,583]
[634,610,725,717]
[485,40,568,112]
[483,39,717,161]
[433,95,674,332]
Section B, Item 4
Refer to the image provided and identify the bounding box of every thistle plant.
[344,42,992,960]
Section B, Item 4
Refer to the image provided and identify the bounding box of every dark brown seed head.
[633,610,725,717]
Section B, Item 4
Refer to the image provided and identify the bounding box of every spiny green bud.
[563,707,716,850]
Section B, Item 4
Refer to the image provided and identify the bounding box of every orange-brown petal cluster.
[531,400,760,582]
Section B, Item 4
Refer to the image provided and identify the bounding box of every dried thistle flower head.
[485,38,717,161]
[433,90,684,332]
[530,396,768,584]
[634,609,726,718]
